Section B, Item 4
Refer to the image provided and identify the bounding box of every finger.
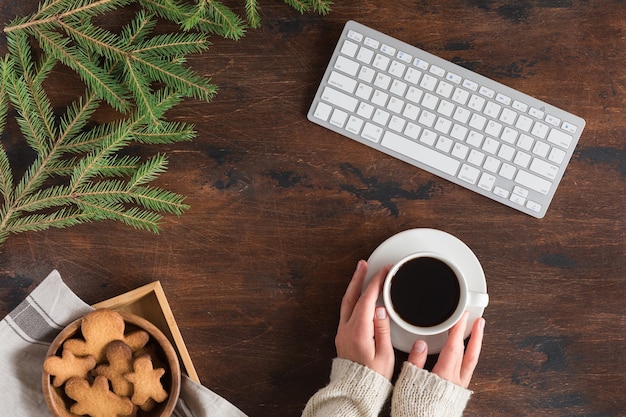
[373,306,395,380]
[373,306,393,353]
[407,340,428,369]
[434,312,469,375]
[359,264,390,306]
[339,260,367,322]
[460,318,485,386]
[352,265,390,326]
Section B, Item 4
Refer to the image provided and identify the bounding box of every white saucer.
[363,228,487,354]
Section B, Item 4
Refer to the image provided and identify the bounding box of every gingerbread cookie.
[125,354,168,405]
[43,349,96,387]
[63,309,149,362]
[65,376,134,417]
[93,340,134,397]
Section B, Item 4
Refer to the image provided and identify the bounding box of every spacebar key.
[381,131,460,176]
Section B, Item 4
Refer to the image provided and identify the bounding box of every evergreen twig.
[0,0,332,247]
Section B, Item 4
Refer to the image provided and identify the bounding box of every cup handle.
[467,291,489,308]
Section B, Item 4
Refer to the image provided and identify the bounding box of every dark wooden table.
[1,1,624,416]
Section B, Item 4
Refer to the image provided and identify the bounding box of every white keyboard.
[308,21,585,218]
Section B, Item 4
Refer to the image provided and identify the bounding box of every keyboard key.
[405,67,421,84]
[419,129,437,146]
[529,158,559,180]
[499,163,516,180]
[483,156,500,173]
[381,44,396,56]
[362,122,383,142]
[346,116,364,134]
[397,51,412,63]
[413,58,429,70]
[452,143,469,159]
[358,66,376,83]
[446,72,462,84]
[364,37,379,48]
[479,86,495,98]
[404,122,421,139]
[381,131,460,176]
[389,61,407,77]
[328,71,357,93]
[330,109,348,127]
[532,141,550,158]
[313,102,332,121]
[420,74,438,91]
[561,121,578,134]
[357,102,374,118]
[373,54,391,70]
[347,29,363,42]
[513,151,531,168]
[529,107,545,119]
[387,97,404,114]
[321,87,358,112]
[402,103,420,120]
[526,200,542,213]
[429,65,445,77]
[356,47,374,64]
[495,93,511,105]
[548,147,566,164]
[341,40,359,57]
[355,83,373,100]
[462,79,478,91]
[373,109,390,125]
[334,56,359,76]
[547,129,573,149]
[478,173,496,191]
[405,86,423,104]
[531,122,549,139]
[458,164,480,184]
[388,115,405,132]
[515,170,551,194]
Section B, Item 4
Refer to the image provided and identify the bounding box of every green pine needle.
[0,0,332,246]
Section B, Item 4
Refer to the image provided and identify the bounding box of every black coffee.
[390,257,460,327]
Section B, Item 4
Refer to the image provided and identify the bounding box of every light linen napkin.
[0,270,248,417]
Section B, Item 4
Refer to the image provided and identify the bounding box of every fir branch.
[33,26,130,112]
[0,0,333,246]
[245,0,261,28]
[75,199,163,232]
[5,207,95,233]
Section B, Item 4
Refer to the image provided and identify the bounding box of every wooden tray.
[93,281,199,383]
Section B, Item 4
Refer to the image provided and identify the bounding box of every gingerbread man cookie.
[43,349,96,387]
[125,354,168,406]
[63,309,149,362]
[65,376,134,417]
[93,340,134,397]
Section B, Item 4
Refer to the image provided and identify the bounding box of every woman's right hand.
[406,312,485,388]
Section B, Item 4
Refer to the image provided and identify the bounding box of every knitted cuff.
[391,362,472,417]
[328,358,394,413]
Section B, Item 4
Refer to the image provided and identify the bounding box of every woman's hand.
[335,260,395,380]
[407,312,485,388]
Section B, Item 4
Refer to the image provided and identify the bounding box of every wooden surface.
[1,1,624,416]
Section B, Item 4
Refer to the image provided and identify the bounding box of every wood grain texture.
[1,1,624,416]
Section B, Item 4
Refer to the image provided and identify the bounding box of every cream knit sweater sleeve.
[392,362,472,417]
[301,358,393,417]
[302,359,472,417]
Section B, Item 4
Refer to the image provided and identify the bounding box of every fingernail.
[375,306,387,320]
[413,340,427,353]
[356,260,364,271]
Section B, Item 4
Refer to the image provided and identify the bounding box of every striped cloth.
[0,270,248,417]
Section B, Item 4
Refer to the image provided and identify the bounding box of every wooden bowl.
[42,310,181,417]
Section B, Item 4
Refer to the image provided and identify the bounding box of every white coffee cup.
[383,251,489,336]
